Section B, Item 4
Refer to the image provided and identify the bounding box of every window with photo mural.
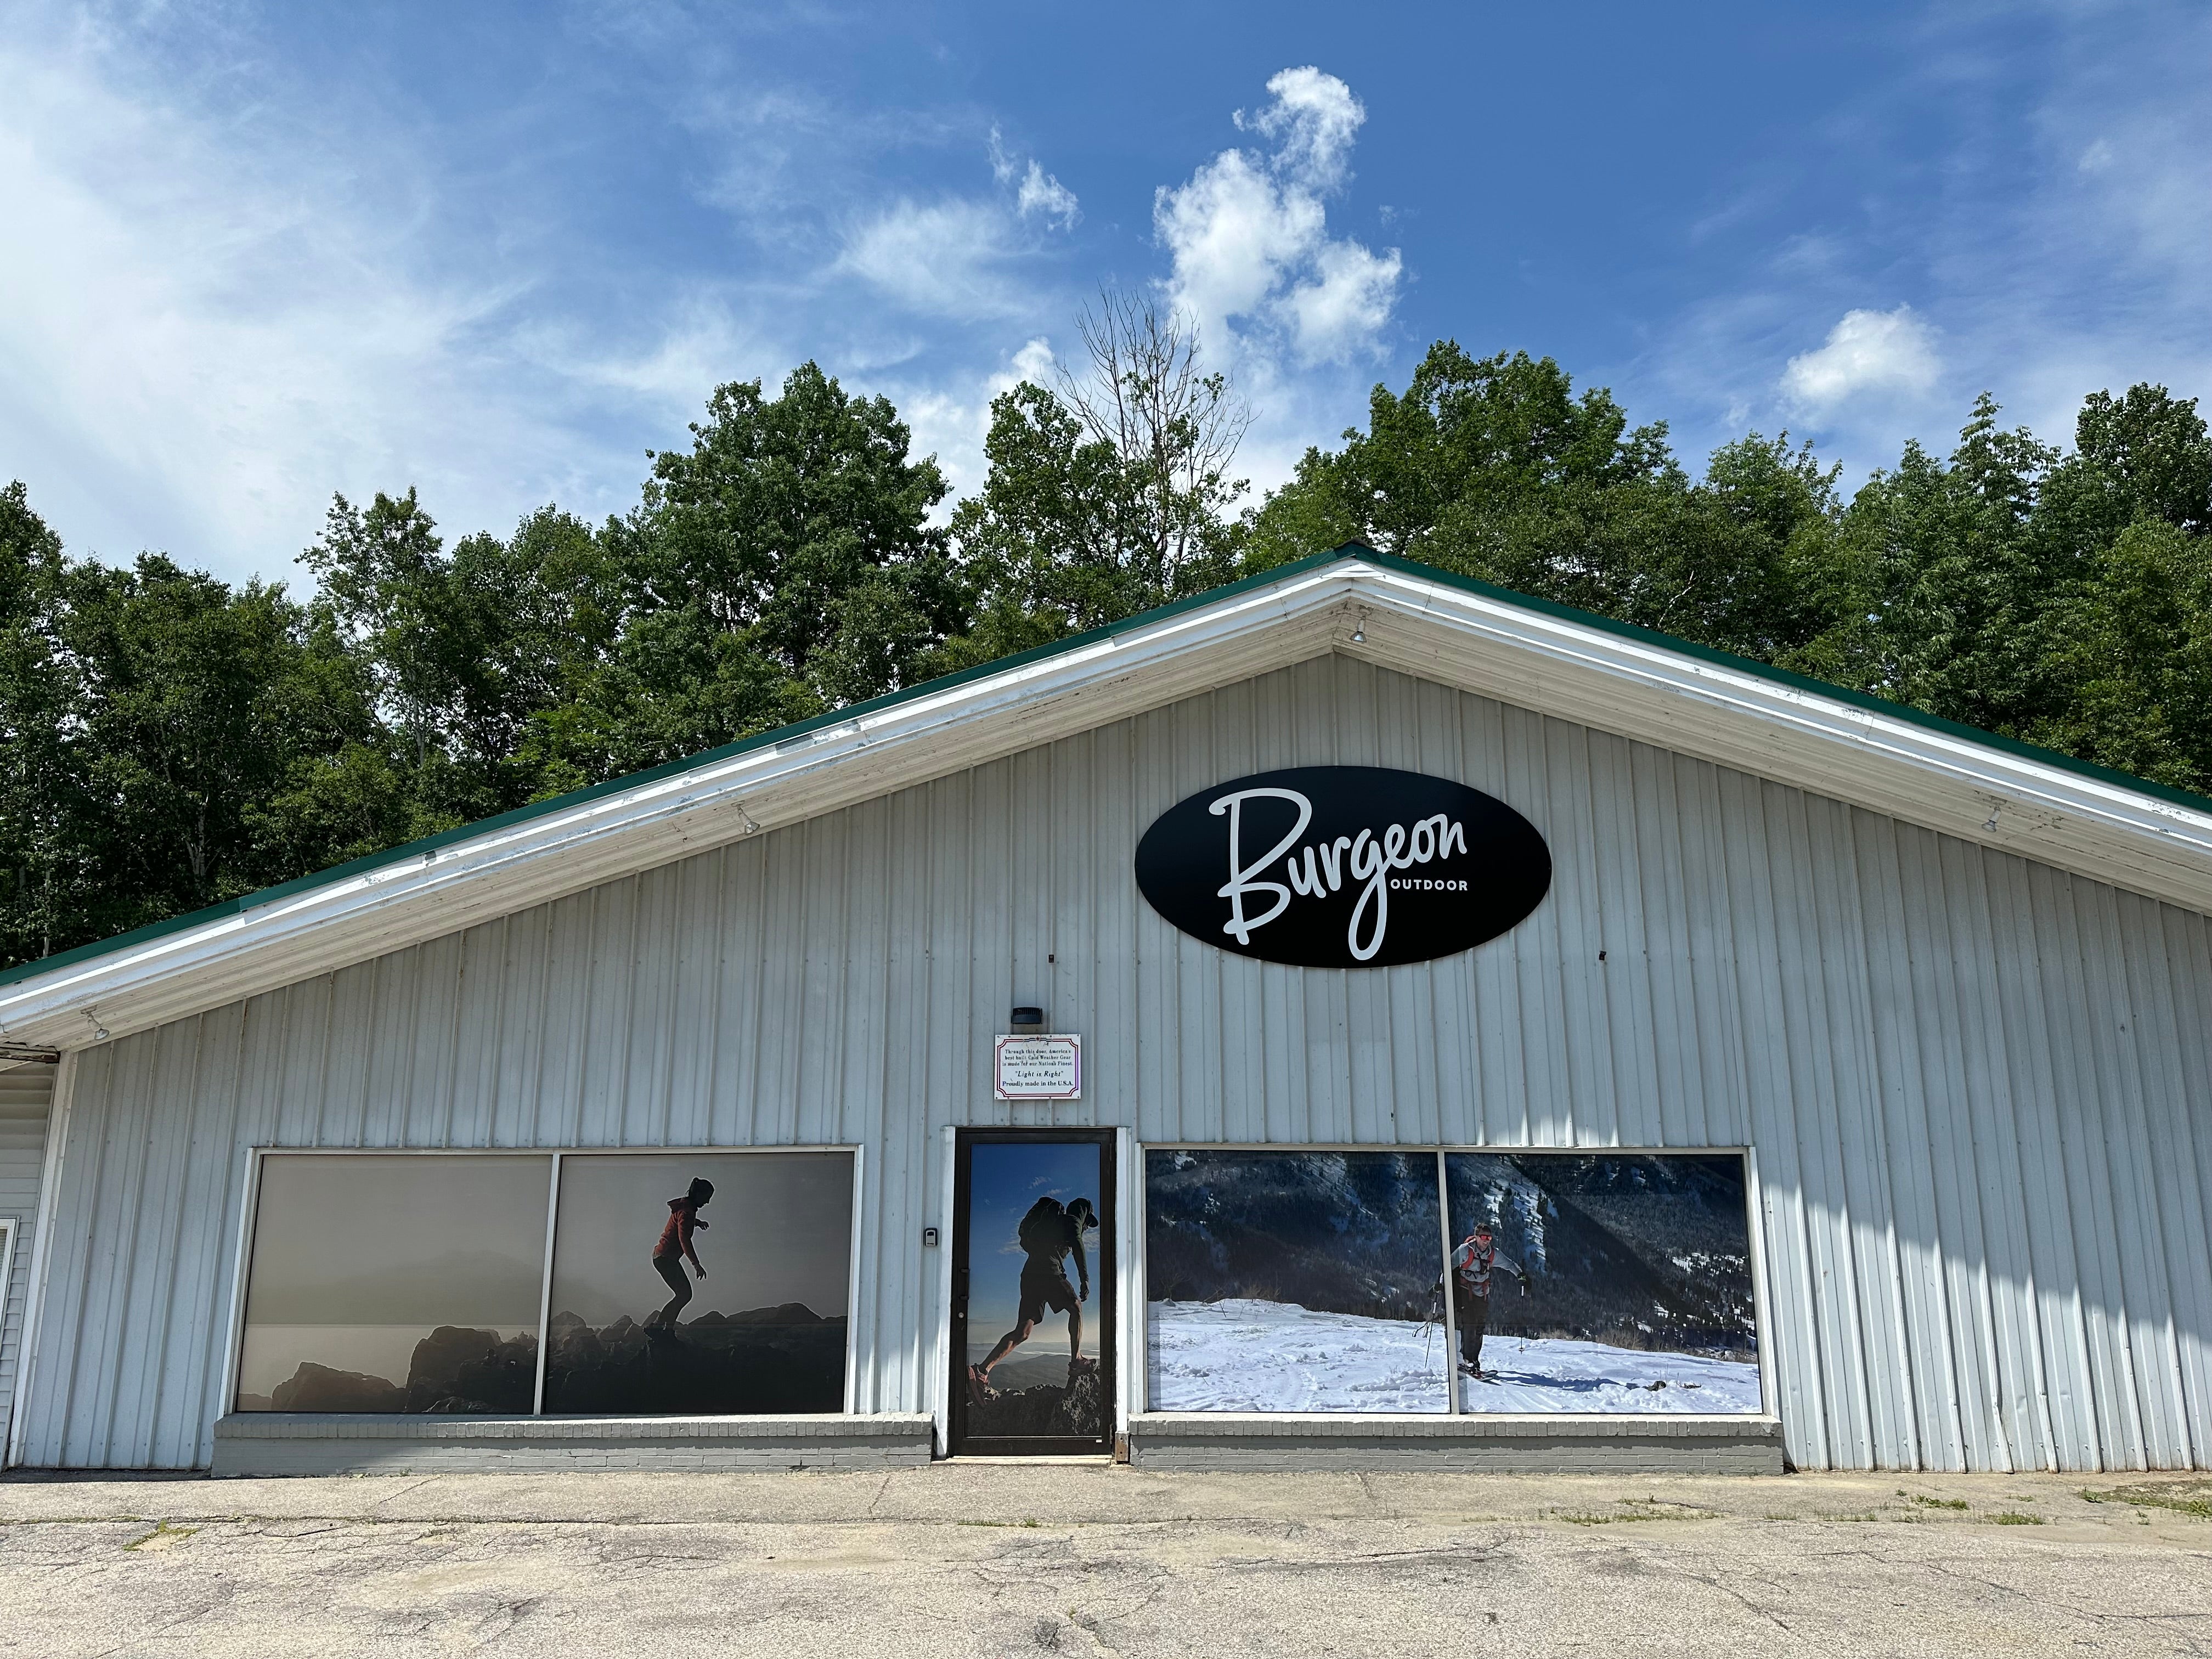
[235,1154,552,1414]
[1143,1148,1761,1415]
[544,1152,853,1415]
[234,1150,854,1416]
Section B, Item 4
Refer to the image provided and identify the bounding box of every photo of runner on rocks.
[540,1152,854,1415]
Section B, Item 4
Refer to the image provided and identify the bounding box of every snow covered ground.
[1147,1300,1762,1414]
[1454,1333,1763,1413]
[1148,1299,1448,1411]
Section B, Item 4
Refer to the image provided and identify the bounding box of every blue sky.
[5,2,2208,586]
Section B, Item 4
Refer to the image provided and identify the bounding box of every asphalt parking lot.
[2,1464,2208,1656]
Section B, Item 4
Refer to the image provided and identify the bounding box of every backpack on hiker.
[1017,1196,1068,1256]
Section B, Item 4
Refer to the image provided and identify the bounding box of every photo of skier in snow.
[1450,1217,1530,1379]
[969,1194,1098,1402]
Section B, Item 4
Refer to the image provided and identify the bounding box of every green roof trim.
[6,543,2209,994]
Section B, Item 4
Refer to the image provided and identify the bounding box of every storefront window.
[1442,1152,1761,1413]
[234,1154,552,1413]
[1144,1148,1449,1412]
[233,1149,854,1417]
[543,1152,853,1415]
[1144,1147,1763,1416]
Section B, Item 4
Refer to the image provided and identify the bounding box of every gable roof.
[5,545,2210,1053]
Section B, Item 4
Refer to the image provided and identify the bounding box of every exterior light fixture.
[1010,1006,1045,1031]
[1351,607,1370,644]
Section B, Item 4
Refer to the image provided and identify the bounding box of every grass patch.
[123,1521,198,1551]
[1988,1511,2045,1526]
[1549,1500,1716,1526]
[1904,1493,1969,1510]
[2081,1481,2212,1519]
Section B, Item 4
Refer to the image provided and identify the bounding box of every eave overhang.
[5,549,2209,1052]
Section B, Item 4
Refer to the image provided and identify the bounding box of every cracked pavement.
[2,1466,2209,1656]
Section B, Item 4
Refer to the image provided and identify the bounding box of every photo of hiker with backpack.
[969,1193,1098,1403]
[953,1135,1115,1451]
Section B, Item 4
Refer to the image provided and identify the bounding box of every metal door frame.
[949,1127,1116,1457]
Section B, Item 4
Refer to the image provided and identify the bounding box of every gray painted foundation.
[1124,1414,1787,1474]
[210,1412,935,1476]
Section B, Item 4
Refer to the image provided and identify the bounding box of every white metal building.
[1,548,2208,1475]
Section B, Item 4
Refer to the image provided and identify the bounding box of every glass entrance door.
[950,1130,1115,1457]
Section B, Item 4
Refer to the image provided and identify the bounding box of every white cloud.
[0,40,515,571]
[997,336,1057,392]
[988,125,1078,228]
[1240,64,1365,193]
[1780,306,1942,409]
[836,199,1035,322]
[1016,161,1079,230]
[0,19,798,580]
[0,16,1379,586]
[1282,241,1403,364]
[838,133,1077,321]
[1154,66,1401,368]
[1640,5,2212,486]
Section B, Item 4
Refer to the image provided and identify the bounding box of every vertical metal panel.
[0,1060,55,1459]
[13,654,2212,1471]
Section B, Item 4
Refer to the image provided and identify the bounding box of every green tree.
[1244,344,1836,660]
[0,483,89,963]
[1243,344,1674,577]
[2070,382,2212,534]
[72,557,387,916]
[945,295,1246,667]
[2017,386,2212,789]
[302,492,625,822]
[1787,396,2061,736]
[2026,517,2212,790]
[624,362,958,713]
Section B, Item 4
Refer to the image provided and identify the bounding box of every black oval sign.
[1134,766,1551,968]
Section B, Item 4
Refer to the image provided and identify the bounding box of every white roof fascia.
[5,555,2209,1052]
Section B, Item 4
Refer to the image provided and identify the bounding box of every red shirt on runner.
[654,1198,706,1268]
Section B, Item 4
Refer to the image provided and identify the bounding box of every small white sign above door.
[994,1034,1082,1101]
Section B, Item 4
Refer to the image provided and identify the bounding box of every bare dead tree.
[1052,290,1251,590]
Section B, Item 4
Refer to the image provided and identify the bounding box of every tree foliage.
[944,295,1246,668]
[5,341,2210,973]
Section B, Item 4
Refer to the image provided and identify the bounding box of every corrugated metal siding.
[0,1060,55,1454]
[13,654,2211,1471]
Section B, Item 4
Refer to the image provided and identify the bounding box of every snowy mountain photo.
[1445,1152,1757,1358]
[1143,1148,1762,1414]
[1143,1148,1446,1412]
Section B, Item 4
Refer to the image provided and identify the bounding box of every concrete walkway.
[2,1465,2208,1656]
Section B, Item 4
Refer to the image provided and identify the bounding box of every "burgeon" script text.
[1207,787,1469,962]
